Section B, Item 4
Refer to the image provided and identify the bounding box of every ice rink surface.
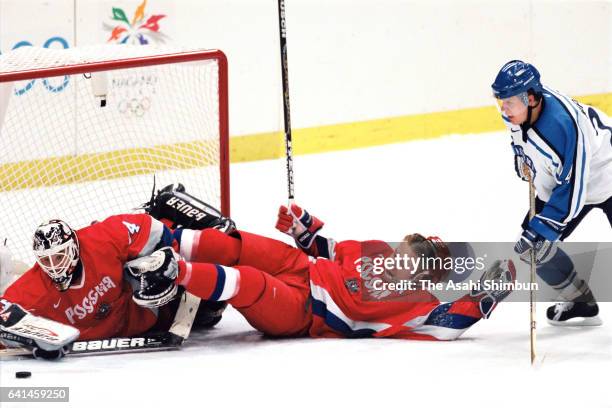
[1,131,611,408]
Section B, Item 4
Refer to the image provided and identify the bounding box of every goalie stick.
[0,292,200,358]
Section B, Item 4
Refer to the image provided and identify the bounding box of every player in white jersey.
[492,60,612,326]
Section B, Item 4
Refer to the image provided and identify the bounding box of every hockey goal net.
[0,45,229,264]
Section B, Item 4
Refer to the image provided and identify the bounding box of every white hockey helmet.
[32,219,80,291]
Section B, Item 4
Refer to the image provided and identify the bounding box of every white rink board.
[1,0,610,136]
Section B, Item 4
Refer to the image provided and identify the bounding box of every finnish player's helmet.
[491,60,543,99]
[32,219,80,291]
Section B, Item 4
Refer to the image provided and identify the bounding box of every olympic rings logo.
[113,74,157,117]
[1,37,71,96]
[118,97,151,117]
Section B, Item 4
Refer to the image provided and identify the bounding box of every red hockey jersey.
[308,240,442,340]
[2,214,166,340]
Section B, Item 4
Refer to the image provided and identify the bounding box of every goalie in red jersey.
[0,184,232,359]
[128,203,517,341]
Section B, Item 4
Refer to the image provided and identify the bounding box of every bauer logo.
[71,337,148,351]
[166,197,207,221]
[103,0,168,45]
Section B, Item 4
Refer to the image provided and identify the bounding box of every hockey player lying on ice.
[0,185,515,359]
[0,184,231,359]
[128,201,517,341]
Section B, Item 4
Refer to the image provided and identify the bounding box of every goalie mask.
[33,220,80,291]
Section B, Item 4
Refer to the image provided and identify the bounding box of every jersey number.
[122,221,140,235]
[588,108,612,147]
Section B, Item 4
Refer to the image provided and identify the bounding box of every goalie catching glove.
[0,299,79,360]
[276,204,324,249]
[125,247,181,308]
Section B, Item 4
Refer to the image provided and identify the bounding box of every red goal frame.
[0,49,230,216]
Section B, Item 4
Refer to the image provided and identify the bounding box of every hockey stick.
[0,291,200,358]
[277,0,295,204]
[0,332,183,357]
[525,164,537,365]
[168,291,200,340]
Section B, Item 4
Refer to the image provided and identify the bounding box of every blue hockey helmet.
[492,60,543,99]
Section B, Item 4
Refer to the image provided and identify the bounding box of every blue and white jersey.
[504,86,612,241]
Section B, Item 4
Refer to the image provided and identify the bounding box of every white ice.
[1,131,611,408]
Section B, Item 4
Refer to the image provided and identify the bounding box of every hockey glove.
[139,183,235,232]
[514,227,557,265]
[470,259,516,318]
[125,247,180,308]
[276,204,324,249]
[511,143,533,182]
[514,154,531,181]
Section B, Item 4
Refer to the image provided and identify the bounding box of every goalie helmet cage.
[0,45,229,263]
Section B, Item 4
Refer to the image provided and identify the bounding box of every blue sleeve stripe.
[574,136,587,217]
[172,228,184,245]
[526,136,560,169]
[424,303,479,330]
[531,125,562,169]
[311,298,376,338]
[547,92,585,223]
[555,93,587,220]
[209,265,226,301]
[159,225,174,248]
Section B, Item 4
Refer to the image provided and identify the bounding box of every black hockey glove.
[140,183,235,232]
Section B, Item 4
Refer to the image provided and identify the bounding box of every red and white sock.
[178,261,240,301]
[178,261,269,308]
[177,229,240,265]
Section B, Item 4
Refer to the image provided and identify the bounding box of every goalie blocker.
[141,183,235,232]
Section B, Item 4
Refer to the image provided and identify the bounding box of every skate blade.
[548,316,603,327]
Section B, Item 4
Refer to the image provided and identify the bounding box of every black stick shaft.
[278,0,295,201]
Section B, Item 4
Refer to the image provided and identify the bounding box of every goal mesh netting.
[0,45,229,263]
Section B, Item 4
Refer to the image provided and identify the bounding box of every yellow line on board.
[0,140,217,192]
[1,92,610,191]
[230,92,612,163]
